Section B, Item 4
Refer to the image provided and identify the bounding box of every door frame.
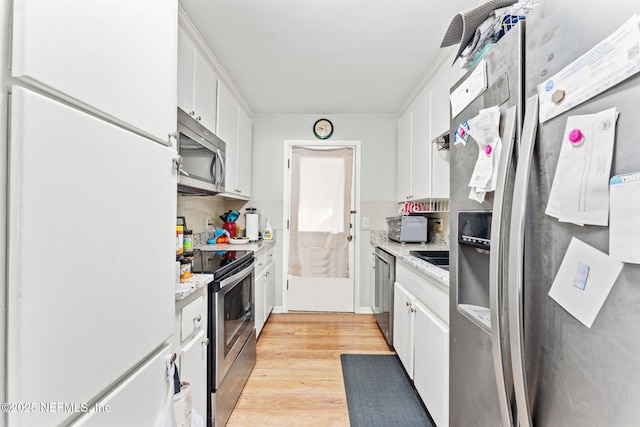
[282,140,361,313]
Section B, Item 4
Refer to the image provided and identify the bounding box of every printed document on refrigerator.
[545,108,618,226]
[609,172,640,264]
[537,15,640,123]
[467,106,502,201]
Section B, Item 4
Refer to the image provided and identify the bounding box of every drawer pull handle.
[194,315,202,322]
[202,338,209,346]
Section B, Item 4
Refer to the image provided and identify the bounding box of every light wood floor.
[226,312,395,427]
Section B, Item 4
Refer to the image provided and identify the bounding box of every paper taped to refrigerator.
[545,108,618,226]
[609,172,640,264]
[466,106,502,201]
[549,237,623,328]
[537,15,640,123]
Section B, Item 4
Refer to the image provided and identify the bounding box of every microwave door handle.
[210,150,220,186]
[217,149,225,187]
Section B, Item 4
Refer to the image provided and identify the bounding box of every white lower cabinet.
[255,266,266,337]
[254,247,275,337]
[414,300,449,427]
[394,263,449,427]
[173,288,209,425]
[180,330,208,424]
[393,282,415,378]
[265,261,275,320]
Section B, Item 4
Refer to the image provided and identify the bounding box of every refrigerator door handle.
[508,94,539,427]
[489,105,517,427]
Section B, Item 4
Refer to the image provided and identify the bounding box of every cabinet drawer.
[396,263,448,324]
[181,295,204,341]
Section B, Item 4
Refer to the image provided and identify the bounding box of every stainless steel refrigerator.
[449,1,640,426]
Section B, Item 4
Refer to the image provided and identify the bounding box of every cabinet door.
[7,87,176,426]
[193,50,218,133]
[265,260,276,320]
[414,301,449,427]
[396,112,412,203]
[177,25,195,115]
[12,0,177,142]
[217,82,239,193]
[236,106,253,197]
[72,344,171,427]
[430,143,450,199]
[180,330,208,424]
[393,282,415,379]
[411,89,432,200]
[255,270,266,337]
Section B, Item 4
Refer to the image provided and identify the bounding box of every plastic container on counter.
[183,230,193,252]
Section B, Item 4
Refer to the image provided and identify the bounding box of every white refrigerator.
[5,1,179,426]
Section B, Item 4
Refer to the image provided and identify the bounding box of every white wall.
[251,114,397,311]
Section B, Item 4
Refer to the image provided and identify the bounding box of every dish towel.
[440,0,519,62]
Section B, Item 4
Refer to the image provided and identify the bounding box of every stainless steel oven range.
[193,249,256,427]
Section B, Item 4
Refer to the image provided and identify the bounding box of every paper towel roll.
[246,214,259,241]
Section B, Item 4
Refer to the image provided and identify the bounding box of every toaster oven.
[386,216,429,243]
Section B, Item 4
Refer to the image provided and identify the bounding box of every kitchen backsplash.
[177,195,248,234]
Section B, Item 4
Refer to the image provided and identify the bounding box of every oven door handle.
[219,263,255,290]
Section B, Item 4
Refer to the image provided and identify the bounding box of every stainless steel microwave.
[176,107,225,195]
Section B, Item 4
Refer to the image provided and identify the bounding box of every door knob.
[347,235,353,242]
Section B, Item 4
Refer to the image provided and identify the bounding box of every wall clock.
[313,118,333,140]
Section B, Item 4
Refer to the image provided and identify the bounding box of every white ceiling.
[179,0,479,115]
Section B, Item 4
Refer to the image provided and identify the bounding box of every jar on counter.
[183,230,193,252]
[176,225,184,255]
[180,259,191,282]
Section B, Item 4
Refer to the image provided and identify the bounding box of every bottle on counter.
[183,229,193,252]
[176,225,184,255]
[263,218,273,240]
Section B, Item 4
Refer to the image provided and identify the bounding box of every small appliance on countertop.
[386,215,429,243]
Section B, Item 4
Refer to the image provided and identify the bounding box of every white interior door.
[286,143,357,312]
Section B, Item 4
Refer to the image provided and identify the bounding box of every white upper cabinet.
[396,111,412,203]
[236,105,253,197]
[396,50,459,202]
[217,81,239,195]
[177,24,218,133]
[217,81,239,148]
[410,89,432,201]
[429,67,459,141]
[11,0,177,143]
[218,81,253,199]
[177,25,195,114]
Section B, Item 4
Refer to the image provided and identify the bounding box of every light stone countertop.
[370,232,450,287]
[175,273,213,300]
[176,240,276,301]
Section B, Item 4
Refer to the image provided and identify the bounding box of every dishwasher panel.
[373,247,395,346]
